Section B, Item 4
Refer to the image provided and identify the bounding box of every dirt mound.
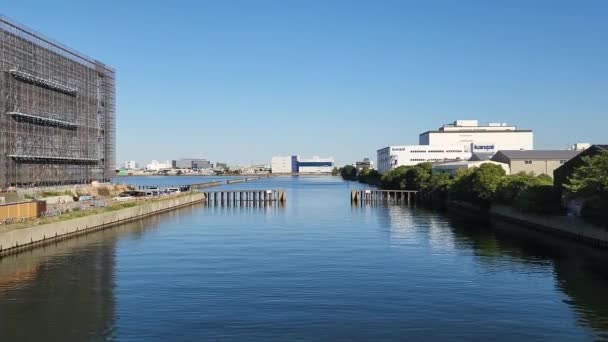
[74,184,132,198]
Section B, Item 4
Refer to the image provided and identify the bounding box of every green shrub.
[496,172,552,205]
[359,168,381,186]
[513,185,561,214]
[449,164,506,207]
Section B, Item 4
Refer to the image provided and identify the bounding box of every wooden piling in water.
[350,189,417,205]
[202,189,286,205]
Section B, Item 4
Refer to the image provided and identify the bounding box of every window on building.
[560,160,567,164]
[525,160,533,164]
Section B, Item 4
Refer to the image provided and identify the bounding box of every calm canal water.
[1,176,608,341]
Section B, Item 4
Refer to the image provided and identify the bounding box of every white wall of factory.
[419,120,533,152]
[271,156,294,173]
[377,145,470,174]
[125,161,137,169]
[377,120,535,174]
[298,156,335,174]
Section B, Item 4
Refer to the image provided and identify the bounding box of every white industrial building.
[298,156,335,174]
[146,160,172,171]
[377,145,470,174]
[124,161,138,169]
[271,156,296,174]
[377,119,534,174]
[419,120,533,153]
[298,156,334,173]
[271,155,334,174]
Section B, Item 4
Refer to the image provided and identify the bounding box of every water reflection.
[2,177,608,340]
[445,214,608,339]
[358,201,608,339]
[0,208,194,341]
[0,226,119,340]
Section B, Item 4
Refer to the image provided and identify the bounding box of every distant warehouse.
[271,155,334,174]
[0,16,115,188]
[490,150,582,177]
[298,156,334,174]
[175,158,212,169]
[271,156,299,174]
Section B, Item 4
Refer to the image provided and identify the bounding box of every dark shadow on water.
[356,202,608,339]
[445,209,608,339]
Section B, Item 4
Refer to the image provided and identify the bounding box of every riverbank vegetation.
[562,151,608,226]
[337,151,608,226]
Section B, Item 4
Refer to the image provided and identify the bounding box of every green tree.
[359,168,381,186]
[427,172,453,192]
[380,166,409,190]
[449,164,506,207]
[564,151,608,198]
[340,165,358,181]
[448,168,476,203]
[404,163,432,190]
[564,151,608,226]
[470,163,506,202]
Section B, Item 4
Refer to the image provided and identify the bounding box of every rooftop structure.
[0,15,115,188]
[469,152,494,161]
[354,158,374,170]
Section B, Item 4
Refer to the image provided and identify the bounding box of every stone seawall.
[0,192,205,257]
[450,201,608,247]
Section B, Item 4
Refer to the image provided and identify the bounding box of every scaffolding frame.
[0,15,115,188]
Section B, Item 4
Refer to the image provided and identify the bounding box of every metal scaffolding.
[0,15,115,188]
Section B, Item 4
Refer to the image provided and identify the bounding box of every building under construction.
[0,15,115,189]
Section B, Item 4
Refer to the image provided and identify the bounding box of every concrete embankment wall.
[191,181,223,189]
[226,175,273,184]
[0,192,205,257]
[450,201,608,247]
[194,176,273,187]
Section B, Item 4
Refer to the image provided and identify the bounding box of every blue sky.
[3,0,607,166]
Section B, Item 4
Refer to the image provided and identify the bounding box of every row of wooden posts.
[203,189,286,204]
[351,189,417,205]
